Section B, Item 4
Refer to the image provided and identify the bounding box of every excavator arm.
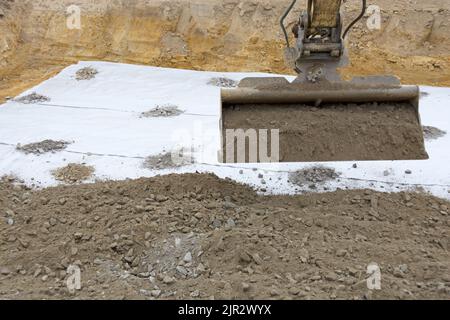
[282,0,366,63]
[219,0,427,163]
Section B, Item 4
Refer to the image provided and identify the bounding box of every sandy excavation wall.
[0,0,449,101]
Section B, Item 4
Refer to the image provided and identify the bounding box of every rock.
[405,170,412,174]
[225,218,236,229]
[176,266,189,277]
[183,252,193,263]
[163,276,176,285]
[288,287,300,296]
[239,251,252,264]
[0,267,11,275]
[270,289,280,297]
[190,290,200,298]
[151,290,162,298]
[156,195,169,202]
[242,282,250,292]
[336,249,348,257]
[212,219,222,228]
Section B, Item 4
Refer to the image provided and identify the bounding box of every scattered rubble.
[289,166,341,187]
[143,150,193,170]
[52,163,95,184]
[140,105,184,118]
[423,126,447,140]
[75,67,99,81]
[15,92,50,104]
[16,140,71,155]
[207,77,238,88]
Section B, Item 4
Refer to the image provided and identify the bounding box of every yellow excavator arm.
[310,0,342,28]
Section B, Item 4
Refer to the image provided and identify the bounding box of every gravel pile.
[15,92,50,104]
[75,67,99,81]
[16,140,71,155]
[140,105,184,118]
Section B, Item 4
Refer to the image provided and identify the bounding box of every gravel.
[140,105,184,118]
[16,140,71,155]
[75,67,99,81]
[15,92,50,104]
[207,77,238,88]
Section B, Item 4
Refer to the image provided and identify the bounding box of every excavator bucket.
[220,76,428,163]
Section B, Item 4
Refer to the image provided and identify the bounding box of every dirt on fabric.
[16,140,71,155]
[0,173,448,300]
[423,126,447,141]
[222,102,428,162]
[14,92,50,104]
[289,166,341,188]
[143,151,192,170]
[52,164,95,184]
[140,106,184,118]
[75,67,99,81]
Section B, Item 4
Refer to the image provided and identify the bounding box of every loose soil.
[14,92,50,104]
[423,126,447,141]
[289,166,341,188]
[16,140,71,155]
[52,164,95,184]
[75,67,98,81]
[222,102,428,162]
[0,173,448,300]
[143,151,192,170]
[140,106,184,118]
[208,78,238,88]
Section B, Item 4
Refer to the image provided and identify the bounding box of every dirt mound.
[222,102,428,162]
[0,173,448,299]
[75,67,98,81]
[14,92,50,104]
[289,166,340,188]
[140,105,184,118]
[423,126,447,140]
[16,140,71,155]
[52,163,95,184]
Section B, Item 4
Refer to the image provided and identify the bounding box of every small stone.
[151,290,162,298]
[288,287,300,296]
[0,267,11,275]
[190,290,200,298]
[336,249,348,257]
[239,251,252,263]
[405,170,412,174]
[270,289,280,297]
[242,282,250,292]
[71,247,78,256]
[183,252,193,263]
[176,266,189,277]
[163,276,175,285]
[226,218,236,228]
